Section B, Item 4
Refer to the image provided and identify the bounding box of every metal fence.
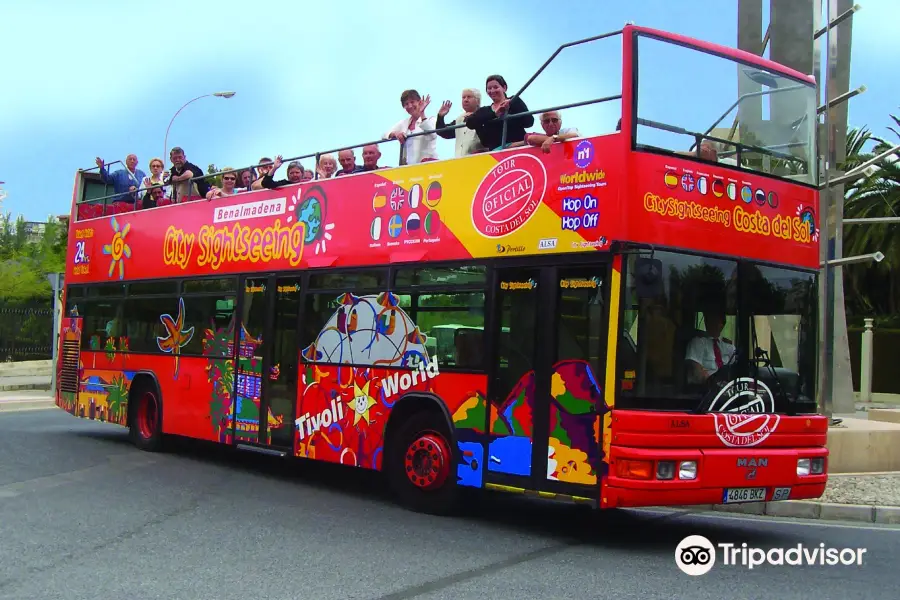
[0,305,53,362]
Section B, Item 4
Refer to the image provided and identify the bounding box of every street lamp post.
[163,91,236,159]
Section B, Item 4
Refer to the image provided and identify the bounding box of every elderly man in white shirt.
[685,310,735,384]
[384,89,439,165]
[435,88,486,157]
[520,110,581,153]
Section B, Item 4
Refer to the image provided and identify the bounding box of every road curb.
[0,383,52,392]
[678,500,900,524]
[0,399,56,412]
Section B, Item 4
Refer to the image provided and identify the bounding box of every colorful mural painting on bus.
[297,290,489,487]
[486,360,606,485]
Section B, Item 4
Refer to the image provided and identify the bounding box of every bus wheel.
[387,411,458,515]
[130,386,163,452]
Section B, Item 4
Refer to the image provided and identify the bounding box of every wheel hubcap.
[404,432,451,490]
[137,392,157,439]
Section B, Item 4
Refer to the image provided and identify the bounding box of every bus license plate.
[723,487,766,504]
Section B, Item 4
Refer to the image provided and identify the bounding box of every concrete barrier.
[827,417,900,473]
[868,409,900,425]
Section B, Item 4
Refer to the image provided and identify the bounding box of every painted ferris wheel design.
[286,184,335,255]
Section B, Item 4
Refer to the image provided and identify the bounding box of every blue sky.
[0,0,897,221]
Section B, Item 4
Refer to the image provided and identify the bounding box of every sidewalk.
[0,375,51,392]
[0,390,55,412]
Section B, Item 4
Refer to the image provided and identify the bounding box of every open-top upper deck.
[66,24,820,286]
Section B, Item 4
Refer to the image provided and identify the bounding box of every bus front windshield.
[618,251,818,415]
[634,33,818,184]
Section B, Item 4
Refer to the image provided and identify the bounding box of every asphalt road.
[1,409,898,600]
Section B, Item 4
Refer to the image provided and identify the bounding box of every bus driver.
[685,308,735,384]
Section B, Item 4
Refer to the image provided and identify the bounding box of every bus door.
[485,261,609,498]
[235,275,302,450]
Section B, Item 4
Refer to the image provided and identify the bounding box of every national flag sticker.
[681,173,695,192]
[370,216,382,241]
[712,179,725,198]
[406,212,421,233]
[767,191,779,208]
[664,170,678,188]
[741,185,753,204]
[424,210,442,236]
[372,191,387,211]
[697,176,708,195]
[409,184,422,209]
[426,181,442,208]
[388,214,403,238]
[755,188,766,205]
[727,182,737,201]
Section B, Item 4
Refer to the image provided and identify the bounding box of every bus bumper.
[600,445,828,509]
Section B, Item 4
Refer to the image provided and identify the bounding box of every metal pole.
[860,317,874,403]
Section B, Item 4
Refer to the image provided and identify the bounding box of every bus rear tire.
[387,411,458,515]
[130,384,163,452]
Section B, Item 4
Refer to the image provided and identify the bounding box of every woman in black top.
[465,74,534,151]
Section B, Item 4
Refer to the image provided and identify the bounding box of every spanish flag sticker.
[372,191,386,210]
[664,171,678,188]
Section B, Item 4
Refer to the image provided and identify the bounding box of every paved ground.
[1,409,898,600]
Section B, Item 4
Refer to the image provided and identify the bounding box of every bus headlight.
[656,461,675,480]
[678,461,697,480]
[797,458,810,476]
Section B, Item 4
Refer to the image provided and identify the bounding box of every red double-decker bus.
[56,25,827,514]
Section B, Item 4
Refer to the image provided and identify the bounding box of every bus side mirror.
[634,257,663,298]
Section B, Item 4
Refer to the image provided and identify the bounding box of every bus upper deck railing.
[74,28,629,218]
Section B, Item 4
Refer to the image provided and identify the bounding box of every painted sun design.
[347,380,376,426]
[156,297,195,379]
[796,205,820,242]
[101,217,131,280]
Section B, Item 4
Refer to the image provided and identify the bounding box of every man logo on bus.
[574,140,594,169]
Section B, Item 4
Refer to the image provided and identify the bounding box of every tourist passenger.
[238,168,255,191]
[436,88,485,157]
[521,111,580,153]
[141,184,167,209]
[261,156,304,188]
[361,144,384,171]
[206,168,240,200]
[465,75,534,151]
[317,154,337,178]
[141,157,171,201]
[699,141,719,162]
[685,309,735,385]
[250,157,274,190]
[301,169,315,181]
[334,149,364,176]
[166,147,209,202]
[95,154,146,203]
[383,89,439,164]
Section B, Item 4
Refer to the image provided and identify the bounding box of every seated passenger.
[361,144,385,171]
[685,309,735,385]
[250,157,274,191]
[238,169,255,191]
[301,168,315,181]
[261,156,304,188]
[519,110,580,153]
[699,141,719,162]
[435,88,485,157]
[383,89,439,164]
[141,184,167,209]
[95,154,146,204]
[206,168,240,200]
[334,149,364,176]
[465,75,534,151]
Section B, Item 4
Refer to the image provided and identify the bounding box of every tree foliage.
[842,109,900,324]
[0,213,67,306]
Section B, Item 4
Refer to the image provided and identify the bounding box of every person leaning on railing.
[205,168,240,200]
[384,89,440,164]
[95,154,146,204]
[517,110,580,153]
[464,74,534,151]
[435,88,486,157]
[165,147,209,202]
[250,157,275,191]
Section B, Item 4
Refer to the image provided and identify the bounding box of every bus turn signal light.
[616,459,654,480]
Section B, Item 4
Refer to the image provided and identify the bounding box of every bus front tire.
[130,385,163,452]
[387,411,459,515]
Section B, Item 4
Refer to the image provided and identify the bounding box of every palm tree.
[841,111,900,320]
